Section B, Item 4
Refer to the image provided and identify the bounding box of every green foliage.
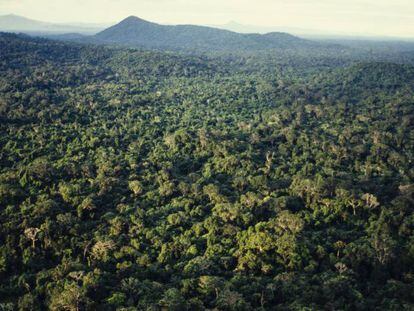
[0,32,413,310]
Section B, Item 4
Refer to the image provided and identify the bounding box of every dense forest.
[0,32,414,310]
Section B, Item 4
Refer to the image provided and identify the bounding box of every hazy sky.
[1,0,413,37]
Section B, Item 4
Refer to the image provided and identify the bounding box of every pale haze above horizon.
[0,0,413,38]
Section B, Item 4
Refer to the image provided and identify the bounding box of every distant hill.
[307,62,414,103]
[315,36,414,53]
[341,62,414,90]
[0,14,106,34]
[213,21,321,36]
[94,16,327,52]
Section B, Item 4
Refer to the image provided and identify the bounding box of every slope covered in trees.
[93,16,333,53]
[0,33,414,310]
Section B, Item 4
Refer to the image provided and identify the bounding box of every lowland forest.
[0,15,414,310]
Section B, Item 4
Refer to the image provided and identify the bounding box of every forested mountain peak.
[263,31,301,39]
[117,15,157,26]
[94,16,327,52]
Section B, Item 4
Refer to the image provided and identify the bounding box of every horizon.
[0,0,413,39]
[1,13,414,42]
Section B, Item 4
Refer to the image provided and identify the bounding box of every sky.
[1,0,413,38]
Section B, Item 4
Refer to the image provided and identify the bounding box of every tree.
[24,228,41,249]
[128,180,143,196]
[49,283,90,311]
[159,288,187,311]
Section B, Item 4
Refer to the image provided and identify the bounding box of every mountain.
[94,16,326,52]
[0,14,106,34]
[213,21,321,36]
